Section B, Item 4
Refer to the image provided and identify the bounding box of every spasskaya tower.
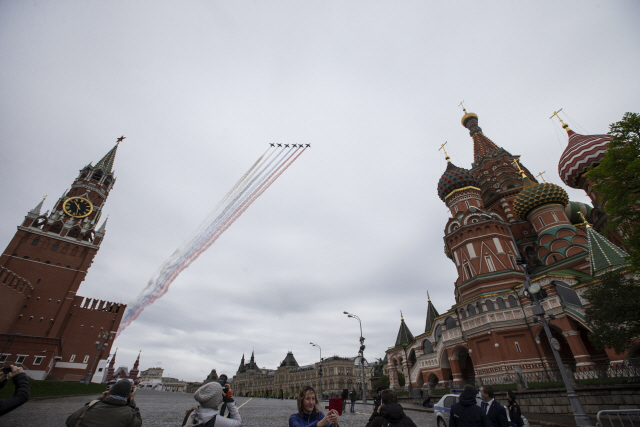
[0,137,127,382]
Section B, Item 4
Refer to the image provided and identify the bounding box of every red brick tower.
[0,138,126,382]
[106,348,118,381]
[129,351,141,382]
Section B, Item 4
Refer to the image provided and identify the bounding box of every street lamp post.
[310,342,323,396]
[344,311,367,403]
[468,207,591,426]
[84,331,113,385]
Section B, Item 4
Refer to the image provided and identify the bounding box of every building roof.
[585,225,629,276]
[437,161,479,201]
[94,141,120,174]
[280,351,299,367]
[558,130,611,189]
[512,178,569,219]
[395,315,414,347]
[424,297,439,334]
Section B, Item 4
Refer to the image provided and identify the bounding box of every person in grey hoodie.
[449,385,492,427]
[182,382,241,427]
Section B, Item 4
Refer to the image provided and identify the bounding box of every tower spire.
[30,196,47,215]
[94,137,124,174]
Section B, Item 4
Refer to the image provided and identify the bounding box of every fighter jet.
[277,143,282,147]
[270,143,275,147]
[284,144,290,148]
[306,144,311,147]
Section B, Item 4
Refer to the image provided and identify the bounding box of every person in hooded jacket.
[365,389,417,427]
[506,391,522,427]
[182,382,241,427]
[449,385,492,427]
[0,365,30,417]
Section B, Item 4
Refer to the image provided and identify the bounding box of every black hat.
[110,380,132,397]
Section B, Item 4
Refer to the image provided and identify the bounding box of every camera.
[1,367,11,374]
[218,374,229,393]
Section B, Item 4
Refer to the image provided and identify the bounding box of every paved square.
[1,390,435,426]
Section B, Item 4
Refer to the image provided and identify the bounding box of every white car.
[433,392,483,427]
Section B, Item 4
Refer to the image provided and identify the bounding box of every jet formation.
[270,143,310,148]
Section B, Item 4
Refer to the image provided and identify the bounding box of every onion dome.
[437,161,479,201]
[558,130,611,188]
[564,201,593,225]
[513,178,569,219]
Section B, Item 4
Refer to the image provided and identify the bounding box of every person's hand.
[130,385,137,399]
[327,409,340,425]
[225,384,233,398]
[8,365,23,379]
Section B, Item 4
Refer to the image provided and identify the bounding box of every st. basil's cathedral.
[386,109,633,390]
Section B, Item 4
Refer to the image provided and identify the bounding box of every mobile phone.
[1,367,11,374]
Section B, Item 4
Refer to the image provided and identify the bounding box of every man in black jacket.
[365,389,417,427]
[0,365,30,416]
[449,385,491,427]
[480,385,508,427]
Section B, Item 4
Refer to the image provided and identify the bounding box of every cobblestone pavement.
[1,390,435,427]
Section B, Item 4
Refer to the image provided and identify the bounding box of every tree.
[374,375,390,389]
[583,272,640,354]
[585,112,640,272]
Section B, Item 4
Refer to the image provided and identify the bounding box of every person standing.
[182,382,241,427]
[449,385,491,427]
[349,388,357,413]
[480,386,508,427]
[506,391,522,427]
[66,380,141,427]
[0,365,30,416]
[366,389,417,427]
[289,385,339,427]
[341,389,348,413]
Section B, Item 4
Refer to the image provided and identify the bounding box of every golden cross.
[577,211,591,228]
[549,109,569,129]
[427,291,431,301]
[536,171,547,183]
[400,310,404,320]
[439,141,451,162]
[511,158,526,178]
[459,100,467,114]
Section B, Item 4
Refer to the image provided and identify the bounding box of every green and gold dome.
[513,178,569,220]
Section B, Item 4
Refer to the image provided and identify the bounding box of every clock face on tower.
[63,197,94,218]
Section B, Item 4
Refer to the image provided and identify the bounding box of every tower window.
[31,239,39,246]
[34,356,44,365]
[465,201,470,209]
[464,264,473,279]
[0,355,7,363]
[91,170,103,181]
[515,342,521,353]
[51,244,59,251]
[16,355,26,364]
[453,205,458,213]
[509,255,517,269]
[22,256,29,259]
[551,212,558,222]
[70,355,76,362]
[83,355,90,363]
[45,261,50,264]
[539,217,545,227]
[485,256,496,272]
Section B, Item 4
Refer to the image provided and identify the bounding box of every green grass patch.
[0,378,107,399]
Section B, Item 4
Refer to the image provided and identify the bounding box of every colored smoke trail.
[117,146,307,336]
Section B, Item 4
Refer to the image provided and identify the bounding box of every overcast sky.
[1,1,638,382]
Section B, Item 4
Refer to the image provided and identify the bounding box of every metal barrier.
[596,410,640,427]
[575,358,640,384]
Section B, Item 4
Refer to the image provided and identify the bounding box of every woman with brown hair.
[289,386,340,427]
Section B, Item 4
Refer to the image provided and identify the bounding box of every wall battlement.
[77,296,125,314]
[0,265,32,298]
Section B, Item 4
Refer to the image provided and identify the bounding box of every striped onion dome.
[558,130,612,188]
[513,179,569,219]
[437,161,479,201]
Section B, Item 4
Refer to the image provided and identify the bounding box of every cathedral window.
[51,244,59,251]
[434,325,442,343]
[508,295,518,307]
[467,304,476,316]
[514,342,521,353]
[466,243,476,258]
[493,238,504,253]
[477,302,483,313]
[465,201,470,209]
[539,217,545,227]
[464,264,473,279]
[551,212,559,222]
[485,300,495,311]
[485,256,496,272]
[496,298,506,310]
[31,238,39,246]
[70,355,76,362]
[509,255,517,269]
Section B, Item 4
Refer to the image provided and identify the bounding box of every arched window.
[496,297,506,309]
[477,302,483,313]
[467,304,476,316]
[423,340,434,354]
[445,317,457,329]
[91,169,103,181]
[459,309,467,319]
[434,325,442,343]
[508,295,518,308]
[485,300,495,311]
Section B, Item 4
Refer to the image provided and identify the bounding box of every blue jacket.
[289,411,338,427]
